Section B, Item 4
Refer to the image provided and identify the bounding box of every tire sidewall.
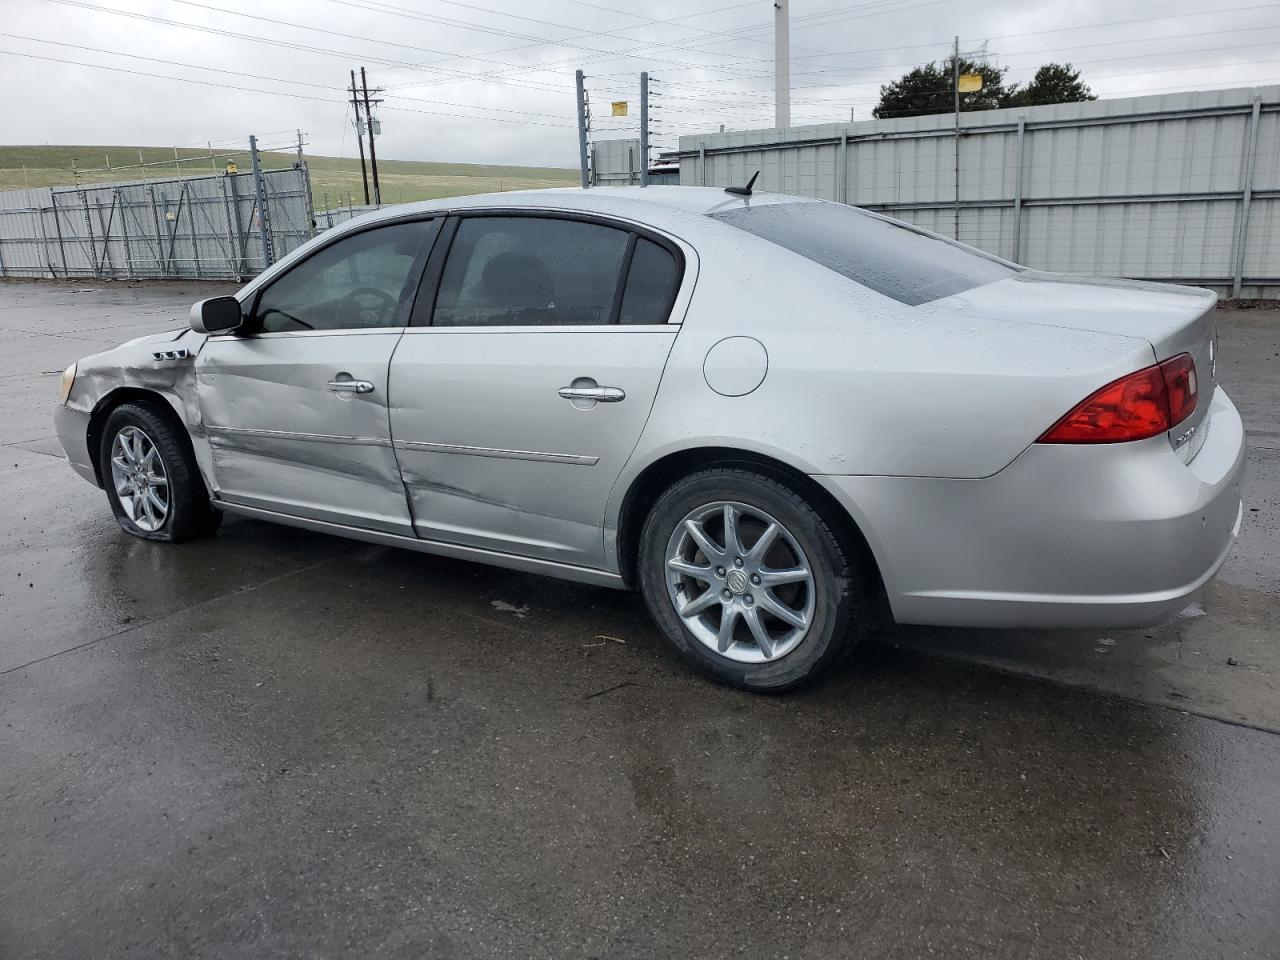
[99,404,195,542]
[638,470,857,692]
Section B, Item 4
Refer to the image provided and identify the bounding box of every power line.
[0,48,576,128]
[43,0,571,94]
[0,32,573,119]
[384,0,952,94]
[145,0,790,80]
[320,0,789,71]
[785,2,1280,63]
[653,24,1280,90]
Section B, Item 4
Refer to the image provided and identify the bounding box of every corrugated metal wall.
[592,138,642,185]
[0,167,314,281]
[677,86,1280,298]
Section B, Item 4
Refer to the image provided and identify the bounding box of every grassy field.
[0,145,578,209]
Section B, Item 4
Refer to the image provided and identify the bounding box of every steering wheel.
[341,286,398,326]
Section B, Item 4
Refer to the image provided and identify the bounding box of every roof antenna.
[724,171,760,197]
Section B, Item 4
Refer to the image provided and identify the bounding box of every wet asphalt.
[1,280,1278,959]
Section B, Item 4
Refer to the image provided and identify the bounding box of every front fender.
[62,329,215,492]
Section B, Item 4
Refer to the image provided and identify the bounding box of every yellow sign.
[957,73,983,93]
[225,161,239,174]
[611,101,629,117]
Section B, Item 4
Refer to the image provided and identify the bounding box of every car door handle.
[558,385,625,402]
[327,378,375,395]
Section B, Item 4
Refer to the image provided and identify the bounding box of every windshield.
[710,201,1017,306]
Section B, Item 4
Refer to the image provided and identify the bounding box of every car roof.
[340,186,814,231]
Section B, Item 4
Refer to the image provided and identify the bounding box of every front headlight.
[57,363,77,405]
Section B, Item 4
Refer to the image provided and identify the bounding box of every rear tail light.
[1038,353,1198,444]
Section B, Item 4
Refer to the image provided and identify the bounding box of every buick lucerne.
[54,187,1245,691]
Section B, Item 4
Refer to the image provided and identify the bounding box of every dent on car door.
[388,213,687,568]
[197,219,440,534]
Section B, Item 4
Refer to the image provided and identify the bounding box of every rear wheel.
[638,468,868,692]
[99,402,221,543]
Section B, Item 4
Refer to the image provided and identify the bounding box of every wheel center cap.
[726,570,749,594]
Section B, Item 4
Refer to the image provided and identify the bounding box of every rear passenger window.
[619,239,680,325]
[433,217,630,327]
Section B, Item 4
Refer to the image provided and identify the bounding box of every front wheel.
[99,402,221,543]
[638,468,869,692]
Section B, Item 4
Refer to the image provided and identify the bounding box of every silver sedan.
[53,187,1246,691]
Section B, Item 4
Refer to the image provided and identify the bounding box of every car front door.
[197,218,440,535]
[387,212,689,569]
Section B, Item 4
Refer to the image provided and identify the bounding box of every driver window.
[253,220,434,333]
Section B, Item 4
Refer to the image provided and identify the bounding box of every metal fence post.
[1012,117,1026,264]
[185,184,202,279]
[1232,96,1262,298]
[575,70,590,189]
[148,185,166,277]
[219,174,237,277]
[51,198,69,277]
[640,71,650,187]
[115,188,135,279]
[838,132,849,204]
[36,205,56,277]
[249,135,274,269]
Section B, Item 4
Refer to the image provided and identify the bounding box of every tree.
[873,57,1011,119]
[1006,63,1097,108]
[872,59,1097,119]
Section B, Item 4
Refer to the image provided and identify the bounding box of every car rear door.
[387,212,688,569]
[197,218,440,535]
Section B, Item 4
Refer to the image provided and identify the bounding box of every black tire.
[638,467,868,693]
[98,401,221,543]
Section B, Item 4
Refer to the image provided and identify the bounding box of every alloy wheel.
[664,500,816,664]
[109,425,170,532]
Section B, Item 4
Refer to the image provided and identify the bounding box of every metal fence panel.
[0,166,314,281]
[677,85,1280,298]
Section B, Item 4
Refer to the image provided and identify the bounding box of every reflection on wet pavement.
[2,282,1279,958]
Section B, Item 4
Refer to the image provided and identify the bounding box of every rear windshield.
[710,202,1016,306]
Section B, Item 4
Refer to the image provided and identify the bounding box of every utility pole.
[953,35,961,240]
[640,71,650,187]
[296,128,316,236]
[575,69,590,189]
[774,0,790,129]
[361,67,383,206]
[350,70,370,206]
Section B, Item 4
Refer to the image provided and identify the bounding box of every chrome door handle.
[558,386,625,402]
[327,378,374,395]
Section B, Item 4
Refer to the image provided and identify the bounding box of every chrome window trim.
[411,207,697,329]
[396,325,677,336]
[206,327,405,342]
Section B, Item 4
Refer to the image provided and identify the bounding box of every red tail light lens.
[1160,353,1198,425]
[1039,353,1198,444]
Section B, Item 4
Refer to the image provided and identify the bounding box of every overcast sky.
[3,0,1278,168]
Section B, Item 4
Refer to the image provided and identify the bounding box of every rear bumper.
[816,386,1246,629]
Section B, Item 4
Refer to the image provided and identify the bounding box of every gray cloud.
[3,0,1278,167]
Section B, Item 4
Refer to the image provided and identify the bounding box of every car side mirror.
[189,296,244,334]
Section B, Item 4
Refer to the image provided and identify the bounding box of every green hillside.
[0,145,578,209]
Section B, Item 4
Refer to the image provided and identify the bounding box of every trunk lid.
[925,270,1218,458]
